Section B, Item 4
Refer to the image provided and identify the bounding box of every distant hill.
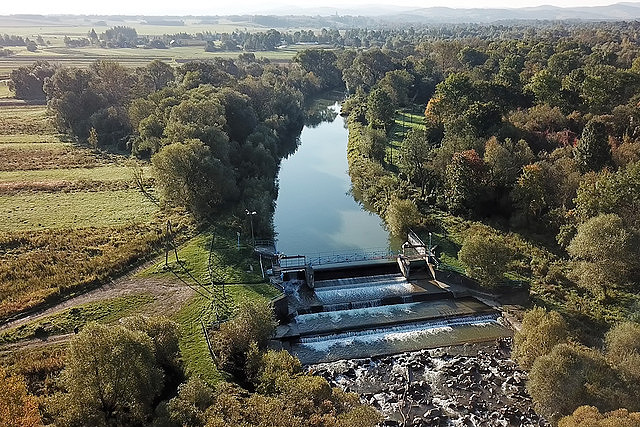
[260,2,640,22]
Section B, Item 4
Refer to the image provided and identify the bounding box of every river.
[273,101,398,257]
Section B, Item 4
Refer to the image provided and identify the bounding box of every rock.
[424,408,441,418]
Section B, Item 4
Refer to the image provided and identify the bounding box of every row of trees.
[14,49,343,231]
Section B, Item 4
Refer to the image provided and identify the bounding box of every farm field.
[0,100,171,320]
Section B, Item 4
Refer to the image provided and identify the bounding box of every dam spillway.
[273,259,512,365]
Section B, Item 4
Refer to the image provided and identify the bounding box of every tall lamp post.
[246,210,257,246]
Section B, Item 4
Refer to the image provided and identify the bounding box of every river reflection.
[273,101,400,256]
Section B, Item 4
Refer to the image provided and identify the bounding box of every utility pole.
[246,210,257,246]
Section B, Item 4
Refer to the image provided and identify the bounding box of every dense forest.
[4,19,640,426]
[335,22,640,425]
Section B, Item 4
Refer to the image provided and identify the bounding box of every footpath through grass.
[0,293,155,344]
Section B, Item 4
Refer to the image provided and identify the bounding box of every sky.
[1,0,635,16]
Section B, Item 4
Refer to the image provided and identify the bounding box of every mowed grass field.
[0,102,169,320]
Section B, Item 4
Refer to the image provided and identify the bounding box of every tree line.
[10,49,343,234]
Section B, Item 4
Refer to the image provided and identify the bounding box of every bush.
[605,321,640,405]
[513,307,569,370]
[210,299,276,383]
[528,343,624,424]
[458,231,511,287]
[167,377,215,427]
[0,368,41,427]
[559,406,640,427]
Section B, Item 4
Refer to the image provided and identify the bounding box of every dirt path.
[0,260,195,333]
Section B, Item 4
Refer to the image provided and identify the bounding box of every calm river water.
[273,102,397,257]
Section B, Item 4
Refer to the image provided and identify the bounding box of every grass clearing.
[140,226,265,285]
[0,221,185,320]
[175,283,280,386]
[0,165,148,183]
[0,189,158,232]
[174,294,223,385]
[0,145,104,170]
[0,134,66,144]
[0,105,55,135]
[0,293,155,344]
[0,84,12,99]
[0,142,72,150]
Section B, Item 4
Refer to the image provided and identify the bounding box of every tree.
[528,343,624,424]
[513,307,568,370]
[9,61,55,100]
[511,163,547,223]
[119,315,181,371]
[567,214,638,299]
[152,139,237,217]
[526,69,566,109]
[444,149,486,213]
[164,95,229,160]
[484,137,534,188]
[575,120,611,173]
[385,196,421,236]
[144,60,175,91]
[398,128,438,197]
[293,49,342,91]
[210,299,277,384]
[366,87,395,129]
[0,368,41,427]
[574,161,640,227]
[56,323,163,426]
[45,67,103,139]
[559,406,640,427]
[356,126,387,163]
[458,231,511,287]
[378,70,414,107]
[216,88,258,143]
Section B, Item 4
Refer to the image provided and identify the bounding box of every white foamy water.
[300,314,499,353]
[314,274,406,289]
[314,274,420,304]
[295,302,421,324]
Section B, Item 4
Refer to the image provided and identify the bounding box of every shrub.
[458,231,511,287]
[559,406,640,427]
[210,299,276,383]
[513,307,569,370]
[528,343,624,424]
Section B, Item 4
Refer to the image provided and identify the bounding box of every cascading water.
[314,274,426,305]
[271,98,512,364]
[277,268,512,364]
[299,313,500,345]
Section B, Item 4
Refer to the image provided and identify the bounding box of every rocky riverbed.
[310,338,547,426]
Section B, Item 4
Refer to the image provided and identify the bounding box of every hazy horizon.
[2,0,638,16]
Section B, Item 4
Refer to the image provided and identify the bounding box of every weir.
[269,105,515,364]
[271,248,514,365]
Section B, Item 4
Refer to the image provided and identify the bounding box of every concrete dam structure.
[271,255,513,365]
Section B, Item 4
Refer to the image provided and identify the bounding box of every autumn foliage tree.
[0,368,41,427]
[513,307,569,370]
